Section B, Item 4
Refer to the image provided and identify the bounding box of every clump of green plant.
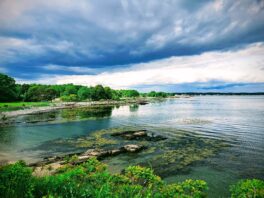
[3,158,263,198]
[68,155,79,163]
[230,179,264,198]
[0,102,51,112]
[125,165,162,187]
[161,179,208,198]
[0,158,209,198]
[60,94,78,102]
[0,161,34,198]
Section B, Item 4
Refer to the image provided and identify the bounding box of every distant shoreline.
[173,92,264,96]
[0,98,151,120]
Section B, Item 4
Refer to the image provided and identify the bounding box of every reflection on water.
[61,106,113,120]
[0,106,116,162]
[129,104,139,112]
[9,106,115,125]
[0,96,264,197]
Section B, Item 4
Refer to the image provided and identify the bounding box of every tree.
[110,89,121,100]
[90,85,108,101]
[60,94,78,102]
[118,89,140,98]
[62,84,78,96]
[104,87,113,100]
[147,91,157,97]
[24,85,57,101]
[17,84,31,101]
[24,85,45,101]
[127,90,140,97]
[147,91,168,98]
[49,85,63,98]
[43,88,57,100]
[0,73,18,102]
[77,87,91,100]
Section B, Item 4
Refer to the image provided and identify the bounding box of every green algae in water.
[165,166,239,198]
[57,126,228,176]
[143,136,228,177]
[48,126,229,180]
[53,126,145,149]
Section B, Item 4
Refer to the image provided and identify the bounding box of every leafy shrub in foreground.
[0,161,34,198]
[230,179,264,198]
[6,158,260,198]
[34,159,208,198]
[125,165,163,187]
[161,179,208,198]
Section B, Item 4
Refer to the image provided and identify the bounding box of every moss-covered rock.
[43,126,229,178]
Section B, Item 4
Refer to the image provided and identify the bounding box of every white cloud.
[16,42,264,89]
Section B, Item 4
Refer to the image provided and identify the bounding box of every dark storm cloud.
[0,0,264,85]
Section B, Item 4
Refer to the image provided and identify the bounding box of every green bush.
[125,165,163,187]
[0,161,34,198]
[161,179,208,198]
[34,168,89,198]
[60,94,78,102]
[230,179,264,198]
[0,158,210,198]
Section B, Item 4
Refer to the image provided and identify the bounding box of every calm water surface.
[0,96,263,197]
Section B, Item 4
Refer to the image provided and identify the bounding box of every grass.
[1,159,262,198]
[0,102,51,112]
[0,159,209,198]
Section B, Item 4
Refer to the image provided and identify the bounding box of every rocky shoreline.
[0,125,228,179]
[30,129,166,176]
[0,99,150,125]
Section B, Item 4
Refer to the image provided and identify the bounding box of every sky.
[0,0,264,92]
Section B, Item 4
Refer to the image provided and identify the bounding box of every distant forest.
[1,73,263,102]
[0,73,173,102]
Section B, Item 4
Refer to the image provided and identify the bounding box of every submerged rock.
[111,130,167,141]
[29,144,146,168]
[73,144,145,164]
[111,130,148,140]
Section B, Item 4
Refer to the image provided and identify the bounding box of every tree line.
[0,73,172,102]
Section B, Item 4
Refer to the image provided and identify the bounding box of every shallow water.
[0,96,263,197]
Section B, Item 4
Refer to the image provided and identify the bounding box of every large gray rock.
[30,144,146,167]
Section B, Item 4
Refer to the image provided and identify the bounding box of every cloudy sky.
[0,0,264,92]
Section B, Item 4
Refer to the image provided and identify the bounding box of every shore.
[0,98,151,119]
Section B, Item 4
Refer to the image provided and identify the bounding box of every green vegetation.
[118,89,140,98]
[230,179,264,198]
[54,127,229,177]
[0,102,51,112]
[146,135,229,177]
[0,73,18,102]
[0,73,173,103]
[145,91,172,98]
[0,161,34,198]
[0,159,208,198]
[1,159,262,198]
